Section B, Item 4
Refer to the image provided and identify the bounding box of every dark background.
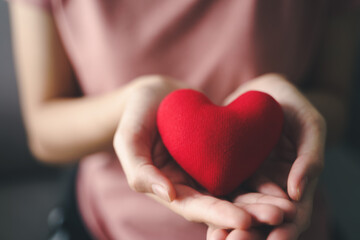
[1,1,359,240]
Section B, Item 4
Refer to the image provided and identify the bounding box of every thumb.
[113,127,176,202]
[287,115,326,201]
[287,153,323,201]
[129,160,175,202]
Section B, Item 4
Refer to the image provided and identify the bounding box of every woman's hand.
[113,75,295,231]
[211,73,326,239]
[207,191,297,240]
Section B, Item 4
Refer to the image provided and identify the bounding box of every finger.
[246,173,288,199]
[152,137,197,187]
[207,226,228,240]
[226,228,264,240]
[266,189,315,240]
[266,223,299,240]
[114,129,176,201]
[287,114,325,201]
[240,204,283,226]
[114,99,176,201]
[150,184,252,230]
[234,193,296,221]
[287,154,324,202]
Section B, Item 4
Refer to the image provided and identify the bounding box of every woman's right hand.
[114,75,296,232]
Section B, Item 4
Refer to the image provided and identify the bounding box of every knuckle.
[177,202,197,223]
[308,110,327,132]
[127,176,143,193]
[183,213,195,222]
[128,162,152,193]
[182,208,203,224]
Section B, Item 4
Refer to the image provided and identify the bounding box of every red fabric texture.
[157,90,284,196]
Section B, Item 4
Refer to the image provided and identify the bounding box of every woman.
[9,0,358,239]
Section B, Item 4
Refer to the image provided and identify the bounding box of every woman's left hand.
[207,74,326,240]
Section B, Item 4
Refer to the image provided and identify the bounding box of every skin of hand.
[207,73,326,240]
[113,75,297,231]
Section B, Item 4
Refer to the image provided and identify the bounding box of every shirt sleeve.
[5,0,51,11]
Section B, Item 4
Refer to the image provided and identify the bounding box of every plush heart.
[157,89,283,196]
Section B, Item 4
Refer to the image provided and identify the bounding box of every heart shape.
[157,89,283,196]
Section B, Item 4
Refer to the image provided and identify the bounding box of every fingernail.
[296,177,308,201]
[152,184,171,202]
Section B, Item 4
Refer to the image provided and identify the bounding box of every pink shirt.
[10,0,360,239]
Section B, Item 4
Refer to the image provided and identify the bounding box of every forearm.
[26,87,127,163]
[25,75,181,164]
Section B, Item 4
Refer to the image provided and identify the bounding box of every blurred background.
[0,1,360,240]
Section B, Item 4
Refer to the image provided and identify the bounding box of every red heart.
[157,89,283,196]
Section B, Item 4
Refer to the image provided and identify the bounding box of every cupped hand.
[212,73,326,240]
[113,75,295,232]
[207,190,297,240]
